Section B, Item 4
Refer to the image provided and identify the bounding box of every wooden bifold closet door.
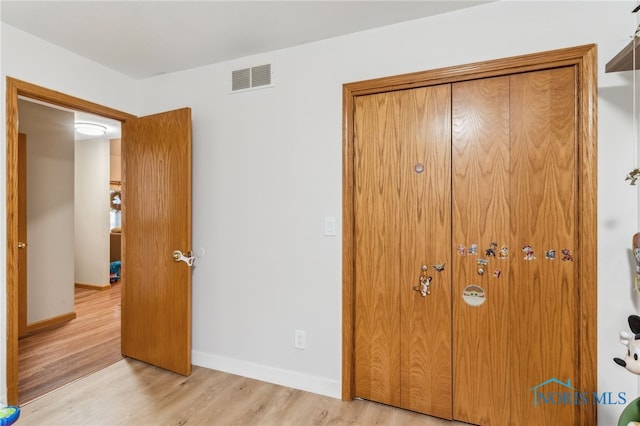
[352,65,581,425]
[451,68,578,426]
[353,85,453,418]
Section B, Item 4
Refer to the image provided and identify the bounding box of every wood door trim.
[577,44,598,426]
[344,44,595,97]
[5,77,135,405]
[17,133,26,338]
[342,44,597,424]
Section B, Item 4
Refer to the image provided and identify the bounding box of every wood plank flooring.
[18,283,123,404]
[19,359,467,425]
[17,283,467,425]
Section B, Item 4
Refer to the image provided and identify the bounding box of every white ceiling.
[6,1,492,140]
[1,1,492,80]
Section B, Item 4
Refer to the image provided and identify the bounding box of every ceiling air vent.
[231,64,272,92]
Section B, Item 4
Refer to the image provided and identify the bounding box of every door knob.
[17,242,26,249]
[172,250,195,267]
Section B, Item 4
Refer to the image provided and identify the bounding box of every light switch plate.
[324,216,336,236]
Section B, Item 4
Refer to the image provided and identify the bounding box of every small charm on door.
[498,246,509,259]
[522,244,536,260]
[414,275,432,296]
[561,248,574,261]
[485,242,498,257]
[413,264,432,296]
[462,285,486,307]
[433,263,446,272]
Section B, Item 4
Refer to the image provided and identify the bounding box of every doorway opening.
[6,77,136,405]
[16,97,123,404]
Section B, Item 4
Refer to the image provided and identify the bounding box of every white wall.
[136,1,637,424]
[75,138,110,286]
[0,23,139,403]
[18,99,75,323]
[2,1,640,424]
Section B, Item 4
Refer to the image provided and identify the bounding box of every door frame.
[342,44,597,423]
[5,77,136,404]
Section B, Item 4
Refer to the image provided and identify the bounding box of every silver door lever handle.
[172,250,195,266]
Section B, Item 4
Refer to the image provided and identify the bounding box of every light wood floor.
[18,283,123,404]
[17,284,467,425]
[18,358,467,426]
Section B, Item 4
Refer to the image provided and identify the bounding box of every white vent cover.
[232,64,272,92]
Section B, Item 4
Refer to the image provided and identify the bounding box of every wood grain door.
[451,75,511,425]
[121,108,193,375]
[344,45,596,426]
[353,85,452,418]
[452,67,579,425]
[508,67,578,426]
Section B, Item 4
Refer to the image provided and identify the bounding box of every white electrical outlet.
[294,329,306,349]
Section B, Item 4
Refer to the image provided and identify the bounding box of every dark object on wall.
[110,231,121,263]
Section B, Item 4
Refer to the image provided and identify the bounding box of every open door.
[121,108,193,375]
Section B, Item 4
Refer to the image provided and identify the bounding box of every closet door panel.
[509,67,578,425]
[354,92,402,406]
[353,85,454,417]
[399,85,452,418]
[452,76,511,426]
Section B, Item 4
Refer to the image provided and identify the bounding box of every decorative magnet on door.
[493,269,502,278]
[414,163,425,173]
[433,263,446,272]
[457,245,466,256]
[545,249,556,260]
[462,285,486,307]
[522,244,536,260]
[476,258,489,266]
[498,246,509,259]
[561,248,574,261]
[469,244,478,255]
[485,242,498,257]
[477,268,485,276]
[413,265,432,297]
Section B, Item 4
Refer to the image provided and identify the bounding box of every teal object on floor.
[0,406,20,425]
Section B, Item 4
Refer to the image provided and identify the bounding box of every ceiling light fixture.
[75,122,107,136]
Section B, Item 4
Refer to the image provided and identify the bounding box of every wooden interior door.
[353,85,452,418]
[452,67,579,425]
[121,108,193,375]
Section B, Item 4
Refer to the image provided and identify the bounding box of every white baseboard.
[192,351,341,399]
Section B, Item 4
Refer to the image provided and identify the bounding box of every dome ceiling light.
[74,122,107,136]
